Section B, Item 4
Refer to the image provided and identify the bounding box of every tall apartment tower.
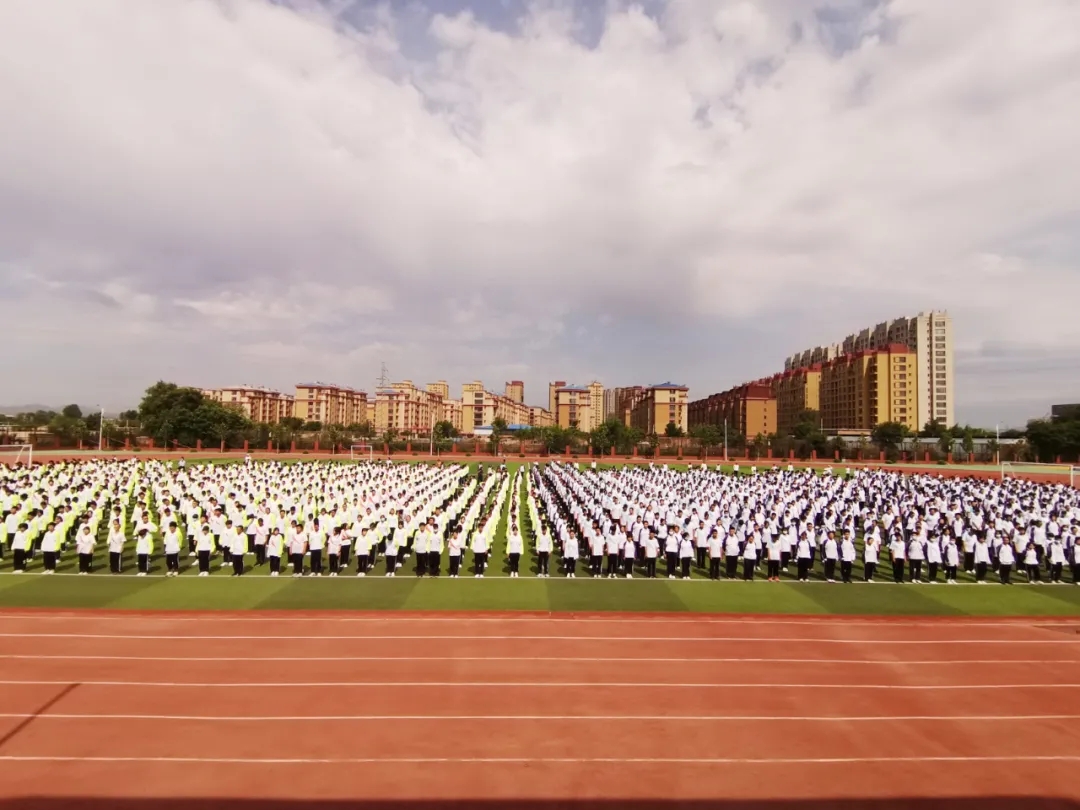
[505,380,524,404]
[907,311,954,428]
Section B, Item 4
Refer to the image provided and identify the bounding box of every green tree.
[664,421,684,438]
[937,428,954,455]
[872,421,911,452]
[137,381,251,447]
[61,403,83,419]
[689,424,722,449]
[920,419,948,439]
[490,417,508,453]
[280,416,304,431]
[49,414,88,443]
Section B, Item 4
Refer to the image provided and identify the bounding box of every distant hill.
[0,404,100,417]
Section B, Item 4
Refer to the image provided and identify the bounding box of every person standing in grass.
[709,529,725,580]
[621,528,635,578]
[1048,536,1066,584]
[427,518,443,578]
[253,518,269,567]
[1023,541,1040,583]
[888,530,907,583]
[412,520,429,577]
[562,530,578,577]
[134,527,153,576]
[795,532,813,582]
[535,521,552,577]
[39,520,62,574]
[907,528,925,583]
[267,527,283,577]
[163,521,182,576]
[327,526,343,577]
[741,529,758,581]
[642,529,658,579]
[107,518,126,575]
[723,528,741,579]
[471,516,489,578]
[924,531,941,584]
[506,521,523,578]
[973,535,992,584]
[446,526,463,578]
[196,524,214,576]
[75,523,96,575]
[943,534,960,583]
[839,531,856,583]
[10,523,30,573]
[821,531,839,583]
[997,538,1015,584]
[288,521,307,578]
[664,527,680,579]
[677,531,694,579]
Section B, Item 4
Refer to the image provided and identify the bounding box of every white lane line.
[1,613,1070,628]
[4,654,1076,665]
[1,679,1076,689]
[1,713,1076,722]
[1,754,1077,765]
[2,633,1075,644]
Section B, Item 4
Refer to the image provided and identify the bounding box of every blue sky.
[1,0,1079,427]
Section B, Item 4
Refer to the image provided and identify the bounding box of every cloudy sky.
[1,0,1078,426]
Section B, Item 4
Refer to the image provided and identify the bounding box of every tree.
[61,404,83,419]
[664,421,684,438]
[119,409,140,422]
[301,421,322,432]
[137,381,251,447]
[280,416,304,431]
[872,421,911,452]
[48,414,88,443]
[937,428,954,455]
[689,424,722,449]
[433,420,459,441]
[920,419,948,439]
[490,417,508,453]
[1026,417,1080,462]
[961,427,975,455]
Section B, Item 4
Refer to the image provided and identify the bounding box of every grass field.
[3,460,1078,616]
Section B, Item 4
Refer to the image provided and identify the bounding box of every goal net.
[1001,461,1079,487]
[0,444,33,466]
[350,443,374,461]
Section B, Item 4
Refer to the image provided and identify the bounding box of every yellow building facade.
[293,383,367,426]
[819,345,917,432]
[202,386,295,424]
[629,383,689,435]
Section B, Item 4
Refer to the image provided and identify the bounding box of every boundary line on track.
[1,754,1078,765]
[1,612,1075,627]
[2,712,1077,723]
[5,654,1076,665]
[4,633,1077,644]
[2,679,1076,689]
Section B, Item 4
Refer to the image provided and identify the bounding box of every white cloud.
[0,0,1078,426]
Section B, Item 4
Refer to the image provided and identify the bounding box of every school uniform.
[535,529,552,577]
[840,537,856,583]
[795,538,813,582]
[973,540,992,583]
[997,542,1015,584]
[562,535,579,577]
[889,538,906,583]
[724,533,742,579]
[708,534,724,580]
[471,527,489,577]
[108,527,126,574]
[76,528,96,574]
[196,529,214,575]
[428,525,444,578]
[288,531,307,577]
[327,530,343,576]
[622,534,636,577]
[506,530,524,577]
[308,527,325,575]
[267,531,283,575]
[40,528,62,573]
[741,535,758,581]
[413,527,429,577]
[163,529,182,575]
[446,531,463,577]
[943,541,960,582]
[678,536,694,579]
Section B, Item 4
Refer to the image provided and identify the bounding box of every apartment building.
[462,381,532,434]
[529,406,555,428]
[819,345,917,433]
[426,381,450,400]
[505,381,524,404]
[629,383,690,435]
[785,310,953,428]
[202,386,295,424]
[688,382,774,438]
[769,366,823,435]
[293,382,367,425]
[371,380,464,435]
[552,381,607,432]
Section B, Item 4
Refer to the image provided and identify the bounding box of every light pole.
[429,402,436,458]
[98,405,104,452]
[723,419,728,463]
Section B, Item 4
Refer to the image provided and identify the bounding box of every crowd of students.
[1,458,1078,585]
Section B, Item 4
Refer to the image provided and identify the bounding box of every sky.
[1,0,1078,427]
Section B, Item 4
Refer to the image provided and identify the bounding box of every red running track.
[0,611,1078,807]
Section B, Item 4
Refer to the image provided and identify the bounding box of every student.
[338,519,352,571]
[943,535,960,583]
[973,536,992,584]
[535,522,552,578]
[76,524,96,575]
[308,519,325,576]
[446,527,463,578]
[998,538,1015,585]
[889,533,906,583]
[864,532,880,582]
[134,527,153,576]
[907,533,925,583]
[1071,536,1080,586]
[604,530,620,579]
[163,521,182,576]
[665,529,680,579]
[622,530,635,578]
[229,524,247,576]
[471,519,489,578]
[428,519,443,578]
[1023,541,1040,583]
[925,533,942,584]
[795,533,813,582]
[589,528,605,578]
[327,526,343,577]
[40,521,62,574]
[741,531,758,581]
[563,531,578,578]
[506,522,523,578]
[11,523,30,573]
[708,530,724,580]
[678,532,694,579]
[1048,538,1066,584]
[267,527,283,577]
[384,522,399,577]
[642,530,658,579]
[723,529,741,579]
[839,533,856,584]
[196,524,214,576]
[288,522,307,578]
[413,522,429,577]
[107,519,126,575]
[253,518,269,567]
[822,532,839,583]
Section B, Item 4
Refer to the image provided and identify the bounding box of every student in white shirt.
[889,534,907,583]
[428,519,444,578]
[997,539,1015,585]
[642,530,659,579]
[708,530,724,580]
[11,524,30,572]
[196,524,214,576]
[471,518,490,578]
[1023,542,1040,583]
[162,521,183,576]
[535,522,553,577]
[253,518,269,567]
[107,519,126,575]
[973,536,992,584]
[228,525,247,576]
[822,532,839,583]
[1048,538,1066,584]
[863,534,880,582]
[75,524,96,575]
[741,532,759,581]
[840,534,857,584]
[267,527,283,577]
[40,521,62,574]
[723,530,742,579]
[134,527,153,576]
[943,536,960,583]
[308,519,325,576]
[621,531,635,578]
[678,533,694,579]
[795,534,813,582]
[327,526,344,577]
[446,527,464,578]
[562,532,579,577]
[413,523,429,577]
[506,522,524,578]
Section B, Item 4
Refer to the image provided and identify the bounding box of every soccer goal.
[350,443,374,461]
[1001,461,1079,487]
[0,444,33,466]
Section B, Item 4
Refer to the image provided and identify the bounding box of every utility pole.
[98,405,104,452]
[723,419,728,463]
[376,362,391,389]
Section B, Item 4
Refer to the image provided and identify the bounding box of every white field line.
[3,654,1076,665]
[0,712,1077,723]
[1,754,1078,766]
[1,612,1074,628]
[1,679,1077,689]
[2,633,1076,644]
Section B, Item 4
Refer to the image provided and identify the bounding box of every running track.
[0,611,1079,807]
